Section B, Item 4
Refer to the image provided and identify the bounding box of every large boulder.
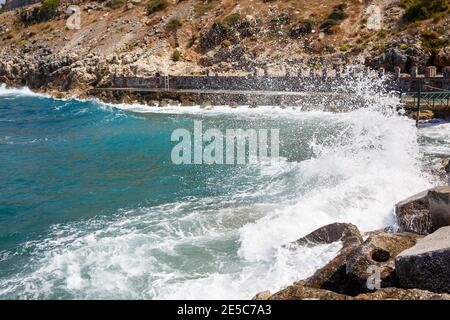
[284,223,364,295]
[291,222,363,248]
[355,287,450,300]
[395,226,450,294]
[268,281,353,300]
[346,232,422,293]
[304,241,361,295]
[395,187,450,235]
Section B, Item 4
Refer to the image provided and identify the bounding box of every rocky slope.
[0,0,449,99]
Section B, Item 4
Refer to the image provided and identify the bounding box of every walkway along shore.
[92,66,450,114]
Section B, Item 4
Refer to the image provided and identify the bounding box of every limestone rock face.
[346,232,422,292]
[355,287,450,300]
[395,226,450,294]
[395,187,450,235]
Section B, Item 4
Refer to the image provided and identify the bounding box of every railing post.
[394,67,401,79]
[416,79,422,128]
[425,66,436,78]
[410,66,418,78]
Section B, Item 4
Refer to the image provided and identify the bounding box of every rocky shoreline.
[252,169,450,300]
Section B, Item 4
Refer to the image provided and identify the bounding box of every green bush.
[402,0,448,21]
[339,44,350,52]
[110,0,124,8]
[421,29,449,52]
[171,50,181,62]
[166,18,183,30]
[39,0,60,21]
[222,39,232,47]
[223,13,241,26]
[194,2,212,18]
[289,20,313,37]
[320,3,348,32]
[147,0,168,15]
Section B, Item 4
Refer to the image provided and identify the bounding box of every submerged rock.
[355,287,450,300]
[395,186,450,235]
[346,232,421,293]
[395,226,450,294]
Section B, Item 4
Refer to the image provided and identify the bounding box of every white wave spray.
[0,72,439,299]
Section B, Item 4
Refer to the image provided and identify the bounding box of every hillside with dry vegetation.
[0,0,449,97]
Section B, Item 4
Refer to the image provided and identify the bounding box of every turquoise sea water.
[0,85,447,299]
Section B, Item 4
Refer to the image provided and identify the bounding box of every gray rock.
[396,186,450,235]
[291,222,363,248]
[396,226,450,293]
[285,223,364,295]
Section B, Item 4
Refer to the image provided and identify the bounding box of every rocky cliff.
[0,0,449,98]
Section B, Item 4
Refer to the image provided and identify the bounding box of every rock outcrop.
[395,226,450,294]
[395,186,450,235]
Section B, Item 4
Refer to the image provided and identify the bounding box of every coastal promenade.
[94,66,450,110]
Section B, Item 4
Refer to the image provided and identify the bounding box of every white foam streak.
[0,84,49,98]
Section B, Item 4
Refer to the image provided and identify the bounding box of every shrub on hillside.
[289,19,314,37]
[402,0,448,22]
[171,50,181,62]
[320,3,349,33]
[147,0,168,15]
[39,0,60,21]
[420,29,449,52]
[166,18,183,30]
[110,0,124,9]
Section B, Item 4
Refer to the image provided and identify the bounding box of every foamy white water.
[0,72,445,299]
[0,104,436,299]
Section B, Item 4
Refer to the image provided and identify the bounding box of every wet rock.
[346,232,422,293]
[396,187,450,235]
[292,223,363,248]
[290,223,363,294]
[411,109,434,121]
[304,241,360,295]
[268,282,353,300]
[355,287,450,300]
[443,158,450,169]
[251,290,271,300]
[396,226,450,293]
